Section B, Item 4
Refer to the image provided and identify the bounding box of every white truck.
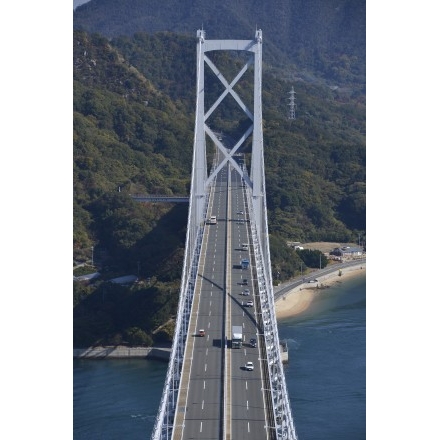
[232,325,243,348]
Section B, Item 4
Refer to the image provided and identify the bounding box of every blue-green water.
[278,274,366,439]
[73,273,366,439]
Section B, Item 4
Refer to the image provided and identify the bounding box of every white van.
[242,243,249,250]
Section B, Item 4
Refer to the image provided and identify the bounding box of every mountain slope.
[73,28,365,346]
[74,0,365,85]
[74,29,365,256]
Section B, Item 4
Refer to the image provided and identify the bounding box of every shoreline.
[74,263,365,358]
[275,263,366,320]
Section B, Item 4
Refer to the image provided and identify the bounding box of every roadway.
[228,164,268,439]
[178,161,270,440]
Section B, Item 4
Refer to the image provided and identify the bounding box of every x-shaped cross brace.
[203,54,255,190]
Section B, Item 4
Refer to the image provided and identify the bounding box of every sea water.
[73,273,366,439]
[279,274,366,440]
[73,359,168,439]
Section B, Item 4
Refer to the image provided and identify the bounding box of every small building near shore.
[330,246,363,257]
[286,241,304,250]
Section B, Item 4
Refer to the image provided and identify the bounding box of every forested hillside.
[74,0,365,88]
[73,3,365,347]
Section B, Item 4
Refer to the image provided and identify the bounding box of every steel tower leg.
[193,30,208,227]
[250,29,264,244]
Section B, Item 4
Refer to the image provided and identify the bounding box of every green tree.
[296,249,328,269]
[124,327,153,346]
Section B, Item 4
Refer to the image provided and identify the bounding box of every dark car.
[249,338,257,348]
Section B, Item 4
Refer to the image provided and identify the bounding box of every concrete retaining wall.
[73,346,171,360]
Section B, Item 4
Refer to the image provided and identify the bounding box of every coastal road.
[274,259,366,302]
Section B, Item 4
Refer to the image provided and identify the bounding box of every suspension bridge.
[151,29,298,440]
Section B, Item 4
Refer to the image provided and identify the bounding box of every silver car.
[245,361,254,371]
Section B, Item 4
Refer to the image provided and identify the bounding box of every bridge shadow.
[197,273,225,293]
[189,275,259,337]
[74,200,192,347]
[211,338,223,348]
[190,334,223,349]
[125,202,190,279]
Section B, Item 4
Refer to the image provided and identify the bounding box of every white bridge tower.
[151,30,298,440]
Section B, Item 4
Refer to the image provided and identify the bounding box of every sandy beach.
[275,263,366,319]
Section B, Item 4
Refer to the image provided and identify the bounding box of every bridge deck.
[173,163,272,440]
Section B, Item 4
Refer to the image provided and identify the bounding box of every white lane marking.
[208,322,211,328]
[204,380,206,389]
[248,422,250,433]
[205,364,207,372]
[206,348,208,356]
[202,400,205,410]
[247,401,249,410]
[209,310,211,316]
[200,422,203,432]
[246,381,248,390]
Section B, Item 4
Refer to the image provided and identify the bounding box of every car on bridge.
[249,338,257,348]
[245,300,254,307]
[237,210,244,215]
[241,289,250,296]
[245,361,254,371]
[242,279,248,285]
